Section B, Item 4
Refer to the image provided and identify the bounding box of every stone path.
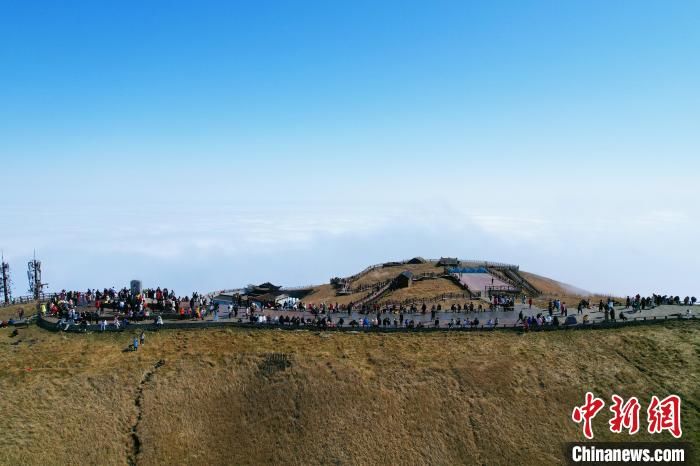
[39,303,696,330]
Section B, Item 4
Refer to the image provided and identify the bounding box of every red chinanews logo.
[572,393,682,439]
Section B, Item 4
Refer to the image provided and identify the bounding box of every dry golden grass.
[303,263,451,305]
[377,277,467,304]
[0,320,697,465]
[519,271,587,297]
[519,272,617,307]
[303,264,586,308]
[350,262,442,288]
[0,302,36,321]
[300,284,366,306]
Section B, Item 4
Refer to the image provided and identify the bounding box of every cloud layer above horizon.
[3,176,698,297]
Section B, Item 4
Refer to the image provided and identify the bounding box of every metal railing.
[378,292,474,307]
[279,285,315,292]
[1,292,58,307]
[35,310,697,333]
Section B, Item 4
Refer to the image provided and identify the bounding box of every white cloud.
[3,182,699,298]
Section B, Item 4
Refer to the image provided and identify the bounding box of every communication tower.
[0,251,11,304]
[27,252,47,300]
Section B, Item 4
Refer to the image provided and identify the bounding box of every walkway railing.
[1,293,58,307]
[354,280,394,306]
[34,311,697,333]
[378,292,473,307]
[280,285,315,292]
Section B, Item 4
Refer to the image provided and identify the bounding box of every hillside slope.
[1,321,697,465]
[302,261,596,306]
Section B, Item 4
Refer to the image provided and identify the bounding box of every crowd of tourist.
[255,299,518,317]
[5,279,694,334]
[491,295,515,309]
[39,286,693,332]
[237,312,501,330]
[625,294,697,310]
[42,286,192,331]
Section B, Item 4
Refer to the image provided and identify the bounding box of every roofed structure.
[248,282,282,296]
[258,282,280,290]
[394,271,414,289]
[407,257,426,264]
[382,261,403,268]
[437,257,460,267]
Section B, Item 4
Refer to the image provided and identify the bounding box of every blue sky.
[1,1,699,297]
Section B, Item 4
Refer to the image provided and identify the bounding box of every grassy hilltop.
[0,262,696,465]
[298,261,607,308]
[0,320,697,465]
